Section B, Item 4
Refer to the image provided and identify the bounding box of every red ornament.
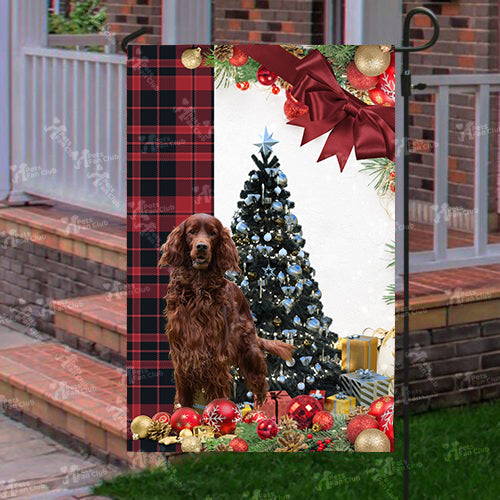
[256,418,279,440]
[370,53,395,106]
[379,404,394,451]
[285,395,322,430]
[257,65,277,86]
[390,182,395,193]
[312,411,335,431]
[236,81,249,91]
[368,87,394,107]
[229,437,249,452]
[171,407,202,434]
[202,398,242,436]
[242,410,267,424]
[283,89,309,121]
[346,61,379,90]
[152,412,171,425]
[368,396,394,422]
[271,84,280,95]
[229,46,249,67]
[346,415,378,444]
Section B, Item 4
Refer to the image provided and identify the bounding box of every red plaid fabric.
[127,45,213,451]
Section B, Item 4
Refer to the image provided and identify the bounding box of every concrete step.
[0,342,128,463]
[52,293,126,367]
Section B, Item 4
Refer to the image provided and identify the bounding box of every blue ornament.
[272,201,283,212]
[251,173,259,180]
[277,272,286,283]
[282,298,293,313]
[297,382,305,391]
[293,316,301,327]
[312,289,322,299]
[278,248,287,257]
[306,318,320,333]
[306,375,315,384]
[296,282,303,293]
[283,329,297,339]
[247,254,254,261]
[263,233,272,242]
[286,358,295,367]
[300,356,312,366]
[254,213,262,222]
[236,221,249,233]
[251,235,259,243]
[304,280,313,288]
[277,374,286,384]
[321,316,332,328]
[314,363,322,372]
[307,305,317,315]
[293,234,304,245]
[251,313,257,322]
[274,187,281,195]
[277,172,287,187]
[253,127,279,155]
[287,264,302,278]
[281,286,295,296]
[298,250,305,258]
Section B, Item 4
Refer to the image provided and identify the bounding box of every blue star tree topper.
[254,127,279,155]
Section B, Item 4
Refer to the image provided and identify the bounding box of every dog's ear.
[215,227,241,274]
[158,222,186,268]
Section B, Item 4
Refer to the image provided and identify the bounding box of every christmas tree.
[229,129,342,403]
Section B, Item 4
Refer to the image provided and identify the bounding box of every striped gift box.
[339,370,390,407]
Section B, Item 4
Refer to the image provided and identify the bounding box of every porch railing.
[9,0,126,217]
[399,73,500,273]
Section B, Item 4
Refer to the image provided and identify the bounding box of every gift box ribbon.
[235,45,395,171]
[356,369,375,379]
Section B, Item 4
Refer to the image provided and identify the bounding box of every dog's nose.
[196,243,208,252]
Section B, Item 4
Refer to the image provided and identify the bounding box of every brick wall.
[395,321,500,414]
[213,0,324,44]
[102,0,162,44]
[404,0,499,220]
[0,237,125,337]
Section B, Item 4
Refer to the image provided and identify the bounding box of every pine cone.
[344,82,373,105]
[214,44,234,62]
[278,415,298,432]
[346,405,369,424]
[277,76,292,91]
[147,421,171,441]
[281,44,305,59]
[214,442,233,452]
[275,432,308,452]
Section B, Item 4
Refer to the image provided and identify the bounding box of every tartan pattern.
[127,45,214,451]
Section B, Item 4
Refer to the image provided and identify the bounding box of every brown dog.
[159,213,295,407]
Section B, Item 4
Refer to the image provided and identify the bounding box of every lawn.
[95,400,499,499]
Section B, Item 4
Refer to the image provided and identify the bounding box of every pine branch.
[359,158,395,195]
[383,283,396,305]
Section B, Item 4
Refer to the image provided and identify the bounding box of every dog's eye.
[189,229,196,235]
[210,231,216,236]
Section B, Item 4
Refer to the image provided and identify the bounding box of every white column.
[0,1,10,200]
[162,0,211,44]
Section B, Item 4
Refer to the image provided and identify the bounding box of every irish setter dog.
[159,213,295,408]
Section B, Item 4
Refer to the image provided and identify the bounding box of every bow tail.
[318,116,355,171]
[354,111,396,163]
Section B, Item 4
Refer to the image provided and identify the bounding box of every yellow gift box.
[341,335,378,372]
[326,393,356,414]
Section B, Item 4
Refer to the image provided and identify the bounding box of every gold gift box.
[326,393,356,414]
[341,335,378,372]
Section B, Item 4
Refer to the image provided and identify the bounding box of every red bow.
[236,46,395,171]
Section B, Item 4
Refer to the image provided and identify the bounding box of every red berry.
[325,438,331,444]
[236,82,242,89]
[316,440,323,446]
[307,433,313,439]
[389,171,395,179]
[236,81,249,91]
[272,84,280,95]
[390,182,395,192]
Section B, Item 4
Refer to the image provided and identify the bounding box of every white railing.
[9,0,126,217]
[400,73,500,272]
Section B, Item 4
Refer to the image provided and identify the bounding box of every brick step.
[52,293,126,367]
[0,343,129,463]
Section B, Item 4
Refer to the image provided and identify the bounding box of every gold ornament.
[344,82,374,105]
[354,429,391,452]
[303,339,310,346]
[181,436,202,453]
[248,272,257,280]
[148,421,172,441]
[214,442,233,452]
[130,415,153,440]
[379,45,392,53]
[213,44,234,62]
[280,44,305,59]
[354,45,391,77]
[181,47,202,69]
[312,423,322,433]
[272,316,282,327]
[346,405,369,424]
[193,425,215,442]
[179,428,193,439]
[275,432,308,452]
[158,435,179,446]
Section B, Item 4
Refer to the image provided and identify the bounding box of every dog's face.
[159,213,241,274]
[184,214,221,270]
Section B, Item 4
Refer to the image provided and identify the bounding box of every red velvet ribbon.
[235,45,395,171]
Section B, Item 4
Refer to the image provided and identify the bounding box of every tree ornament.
[312,410,335,431]
[243,410,267,424]
[179,428,193,439]
[346,61,379,90]
[236,81,250,91]
[256,418,279,439]
[283,90,309,121]
[130,415,153,440]
[257,65,278,86]
[272,316,282,326]
[368,396,394,422]
[181,47,202,69]
[214,44,234,62]
[148,420,172,441]
[229,46,249,67]
[181,435,202,453]
[193,425,215,442]
[379,44,392,53]
[277,76,291,91]
[171,407,202,434]
[286,395,322,430]
[375,51,395,105]
[229,437,249,452]
[354,45,391,77]
[152,412,171,425]
[274,432,308,452]
[354,428,391,452]
[368,87,394,106]
[202,399,242,435]
[271,84,280,95]
[346,414,378,444]
[379,404,394,451]
[159,435,179,446]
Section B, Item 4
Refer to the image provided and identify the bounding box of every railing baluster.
[61,58,68,196]
[474,84,490,256]
[434,85,449,261]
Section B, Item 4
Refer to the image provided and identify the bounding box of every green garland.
[204,415,353,453]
